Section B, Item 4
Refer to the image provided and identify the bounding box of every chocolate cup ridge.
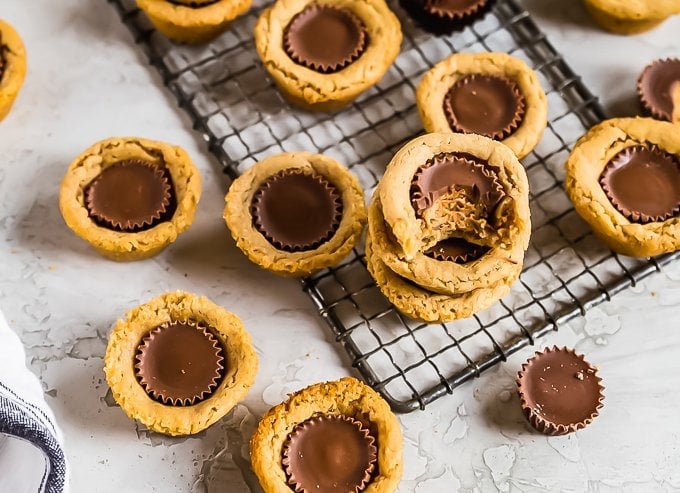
[444,73,526,140]
[282,414,378,493]
[251,169,343,252]
[516,346,604,436]
[283,5,368,74]
[600,145,680,224]
[134,320,225,407]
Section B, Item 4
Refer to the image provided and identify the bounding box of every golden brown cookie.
[583,0,680,34]
[59,136,202,261]
[565,117,680,257]
[379,132,531,261]
[253,0,402,111]
[224,152,366,277]
[417,52,547,160]
[137,0,251,43]
[366,230,516,323]
[104,291,258,436]
[250,377,403,493]
[0,20,27,121]
[368,192,524,296]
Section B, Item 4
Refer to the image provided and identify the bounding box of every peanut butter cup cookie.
[254,0,402,111]
[368,193,524,296]
[638,58,680,124]
[104,291,258,436]
[565,117,680,257]
[417,52,547,160]
[59,137,202,261]
[379,132,531,260]
[399,0,495,35]
[224,152,366,277]
[250,377,403,493]
[365,230,516,323]
[0,20,26,121]
[137,0,251,43]
[583,0,680,34]
[366,133,530,321]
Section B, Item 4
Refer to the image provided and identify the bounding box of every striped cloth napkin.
[0,309,68,492]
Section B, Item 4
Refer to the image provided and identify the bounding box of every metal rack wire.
[109,0,680,412]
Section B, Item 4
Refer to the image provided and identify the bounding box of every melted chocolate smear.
[135,321,225,407]
[283,414,377,493]
[85,159,176,233]
[444,74,525,140]
[410,153,505,215]
[424,237,489,263]
[284,5,368,74]
[600,146,680,224]
[251,170,343,252]
[638,58,680,121]
[520,348,601,426]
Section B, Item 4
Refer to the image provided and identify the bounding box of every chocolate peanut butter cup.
[410,153,505,215]
[85,159,173,233]
[637,58,680,122]
[599,146,680,224]
[282,414,377,493]
[444,74,525,140]
[135,320,225,407]
[425,237,489,263]
[284,5,368,74]
[251,169,343,252]
[516,346,604,436]
[400,0,494,35]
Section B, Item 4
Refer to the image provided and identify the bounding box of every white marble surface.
[1,0,680,492]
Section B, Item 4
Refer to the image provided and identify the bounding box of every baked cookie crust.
[137,0,252,43]
[59,136,202,261]
[224,152,366,277]
[379,132,531,261]
[565,117,680,257]
[0,20,27,121]
[250,377,403,493]
[368,192,524,296]
[416,52,547,160]
[253,0,402,111]
[104,291,258,436]
[583,0,679,34]
[365,231,516,323]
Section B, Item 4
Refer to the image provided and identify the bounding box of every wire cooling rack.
[109,0,680,412]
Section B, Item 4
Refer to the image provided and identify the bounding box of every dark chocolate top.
[600,146,680,224]
[410,153,505,215]
[251,169,343,252]
[282,414,377,493]
[518,347,602,427]
[423,0,489,18]
[284,5,368,74]
[85,159,172,233]
[444,74,525,140]
[424,237,489,263]
[638,58,680,121]
[135,321,225,407]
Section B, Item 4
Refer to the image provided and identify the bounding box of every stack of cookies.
[366,133,531,323]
